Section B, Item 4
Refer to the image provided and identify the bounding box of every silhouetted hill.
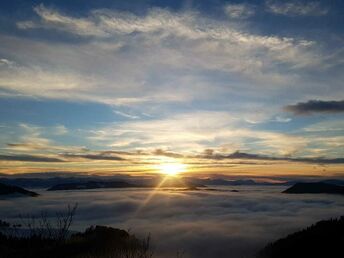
[0,182,38,197]
[0,225,151,258]
[258,216,344,258]
[5,173,344,189]
[320,179,344,186]
[183,177,293,186]
[0,177,86,188]
[283,182,344,195]
[47,181,138,191]
[1,174,293,189]
[47,178,205,191]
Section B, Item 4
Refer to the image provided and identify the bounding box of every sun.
[159,163,187,176]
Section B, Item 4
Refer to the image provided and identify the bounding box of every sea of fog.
[1,186,344,258]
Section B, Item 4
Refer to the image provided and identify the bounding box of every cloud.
[273,116,292,123]
[17,4,109,37]
[17,5,315,57]
[52,125,68,135]
[0,3,336,113]
[284,100,344,115]
[1,187,343,258]
[266,1,328,16]
[62,153,125,161]
[303,120,344,132]
[2,119,341,169]
[86,111,311,157]
[113,110,139,119]
[0,3,342,168]
[153,149,184,159]
[224,4,255,19]
[199,150,344,165]
[4,124,85,153]
[6,142,88,153]
[0,58,15,67]
[0,154,64,162]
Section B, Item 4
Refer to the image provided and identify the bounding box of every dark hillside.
[258,216,344,258]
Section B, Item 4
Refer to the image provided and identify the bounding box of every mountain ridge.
[0,182,39,197]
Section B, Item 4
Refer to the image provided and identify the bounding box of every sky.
[0,0,343,178]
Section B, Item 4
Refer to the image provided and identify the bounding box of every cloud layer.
[1,187,344,258]
[0,3,333,107]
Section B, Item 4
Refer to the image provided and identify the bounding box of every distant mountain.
[48,179,204,191]
[0,182,39,197]
[283,182,344,195]
[47,181,138,191]
[320,179,344,186]
[185,178,289,186]
[0,176,114,189]
[258,216,344,258]
[0,175,205,189]
[2,174,343,190]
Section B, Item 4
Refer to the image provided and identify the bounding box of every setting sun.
[159,163,187,176]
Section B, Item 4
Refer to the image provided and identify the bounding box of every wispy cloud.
[224,4,255,19]
[0,58,15,67]
[0,2,337,122]
[4,124,85,153]
[3,4,323,107]
[113,110,140,119]
[266,1,328,16]
[0,2,343,176]
[303,120,344,132]
[86,111,308,156]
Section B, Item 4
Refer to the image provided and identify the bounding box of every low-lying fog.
[1,186,344,258]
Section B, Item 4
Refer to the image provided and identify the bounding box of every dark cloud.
[153,149,184,158]
[294,157,344,164]
[0,154,64,162]
[0,152,125,163]
[7,143,37,148]
[200,151,344,165]
[284,100,344,115]
[62,153,125,161]
[100,150,137,156]
[81,148,344,165]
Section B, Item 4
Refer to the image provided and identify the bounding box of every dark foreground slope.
[0,225,152,258]
[283,182,344,195]
[0,182,38,197]
[258,216,344,258]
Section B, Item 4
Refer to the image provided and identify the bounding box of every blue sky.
[0,0,343,177]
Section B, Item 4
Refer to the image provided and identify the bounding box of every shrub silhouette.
[0,205,153,258]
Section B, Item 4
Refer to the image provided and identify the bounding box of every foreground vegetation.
[0,205,152,258]
[258,216,344,258]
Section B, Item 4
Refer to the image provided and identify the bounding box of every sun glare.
[159,163,186,176]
